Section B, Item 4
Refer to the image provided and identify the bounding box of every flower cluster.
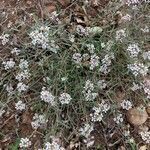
[0,33,9,45]
[143,51,150,60]
[127,62,148,76]
[43,137,65,150]
[0,109,5,118]
[113,113,124,124]
[89,54,100,70]
[11,47,21,55]
[29,25,59,53]
[99,52,115,74]
[31,113,48,129]
[2,58,15,70]
[120,14,132,23]
[140,131,150,144]
[4,83,14,95]
[72,53,82,66]
[116,29,126,42]
[19,137,31,148]
[120,100,132,110]
[90,100,110,122]
[40,87,55,105]
[131,82,142,91]
[126,43,141,58]
[17,82,29,92]
[59,93,72,104]
[97,80,107,90]
[82,80,98,101]
[143,79,150,99]
[15,100,26,111]
[79,123,94,138]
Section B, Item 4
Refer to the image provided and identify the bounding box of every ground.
[0,0,150,150]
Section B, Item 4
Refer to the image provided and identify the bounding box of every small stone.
[126,107,148,126]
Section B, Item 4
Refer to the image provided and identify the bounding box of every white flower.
[131,82,142,91]
[141,26,149,33]
[97,80,107,90]
[126,43,140,58]
[0,33,9,45]
[128,62,148,76]
[89,54,99,70]
[120,100,132,110]
[143,79,150,99]
[17,82,29,92]
[2,58,15,70]
[59,93,72,104]
[19,138,31,148]
[0,109,5,118]
[90,101,110,122]
[31,113,48,129]
[76,25,88,36]
[19,59,29,70]
[143,51,150,60]
[140,131,150,144]
[4,83,14,95]
[15,101,26,111]
[79,123,94,138]
[116,29,126,42]
[69,35,75,43]
[11,48,21,55]
[72,53,82,65]
[114,113,123,124]
[16,70,30,81]
[86,44,95,54]
[40,87,55,105]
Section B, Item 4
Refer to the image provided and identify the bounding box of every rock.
[126,107,148,126]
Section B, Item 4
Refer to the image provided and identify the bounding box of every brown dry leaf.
[126,107,148,126]
[57,0,70,7]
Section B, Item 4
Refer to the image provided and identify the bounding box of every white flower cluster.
[19,137,31,148]
[15,100,26,111]
[82,80,98,101]
[116,29,126,42]
[4,83,14,95]
[143,79,150,99]
[140,131,150,144]
[90,100,110,122]
[0,33,9,45]
[89,54,100,70]
[127,62,148,76]
[43,137,65,150]
[19,59,29,70]
[126,43,141,58]
[11,47,21,55]
[120,100,132,110]
[86,44,95,54]
[131,82,142,91]
[40,87,55,105]
[29,25,59,53]
[2,58,15,70]
[124,0,150,5]
[31,113,48,129]
[113,113,123,124]
[99,52,115,74]
[141,26,149,33]
[143,51,150,60]
[16,70,30,81]
[97,80,107,90]
[79,123,94,138]
[0,109,5,118]
[76,25,88,36]
[59,93,72,104]
[72,53,82,66]
[17,82,29,92]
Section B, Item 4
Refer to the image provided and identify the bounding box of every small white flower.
[86,44,95,54]
[97,80,107,89]
[128,62,148,77]
[31,113,48,129]
[61,77,68,82]
[2,58,15,70]
[140,131,150,144]
[4,83,14,95]
[114,113,123,124]
[141,26,149,33]
[19,59,29,70]
[143,51,150,60]
[19,137,31,148]
[131,82,142,91]
[72,53,82,65]
[116,29,126,42]
[69,34,75,43]
[76,25,88,36]
[15,101,26,111]
[126,43,140,58]
[120,14,131,23]
[16,70,30,81]
[40,87,55,105]
[120,100,132,110]
[89,54,99,70]
[59,93,72,104]
[11,48,21,55]
[17,82,28,92]
[101,42,106,48]
[79,123,94,138]
[0,109,5,118]
[0,33,9,45]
